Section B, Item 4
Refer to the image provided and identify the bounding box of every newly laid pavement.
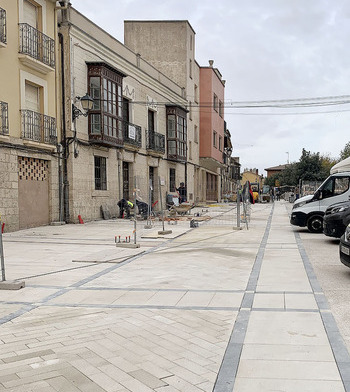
[0,202,349,391]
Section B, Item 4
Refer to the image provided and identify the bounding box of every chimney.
[209,60,214,67]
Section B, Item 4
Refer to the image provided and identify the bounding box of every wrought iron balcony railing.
[146,130,165,154]
[0,8,6,45]
[21,110,57,145]
[19,23,55,68]
[122,120,142,148]
[0,101,8,135]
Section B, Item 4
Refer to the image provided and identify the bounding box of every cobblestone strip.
[213,204,274,392]
[295,232,350,391]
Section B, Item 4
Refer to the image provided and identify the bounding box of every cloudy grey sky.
[72,0,350,175]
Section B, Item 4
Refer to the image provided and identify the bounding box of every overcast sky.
[72,0,350,175]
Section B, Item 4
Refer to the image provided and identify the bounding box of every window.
[189,59,192,79]
[219,136,223,151]
[25,82,41,112]
[167,106,187,161]
[88,63,124,142]
[189,141,192,160]
[213,94,218,112]
[194,125,198,143]
[190,35,193,51]
[320,176,350,199]
[189,101,192,121]
[0,7,7,45]
[123,98,130,122]
[213,131,217,148]
[94,156,107,190]
[169,168,176,192]
[23,0,39,29]
[194,85,198,103]
[219,100,223,117]
[148,109,155,131]
[0,101,8,135]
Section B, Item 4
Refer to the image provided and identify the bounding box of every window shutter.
[25,83,40,112]
[23,0,38,28]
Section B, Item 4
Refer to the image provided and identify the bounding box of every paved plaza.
[0,202,349,391]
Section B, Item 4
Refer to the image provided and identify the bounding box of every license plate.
[341,245,350,256]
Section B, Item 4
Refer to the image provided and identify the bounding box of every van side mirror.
[313,190,321,200]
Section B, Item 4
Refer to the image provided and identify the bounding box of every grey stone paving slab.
[236,358,341,380]
[240,343,335,361]
[285,293,318,310]
[233,378,345,392]
[252,293,284,309]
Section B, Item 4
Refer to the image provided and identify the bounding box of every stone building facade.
[58,8,189,223]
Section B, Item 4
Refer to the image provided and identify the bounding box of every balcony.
[21,110,57,145]
[89,116,124,147]
[18,23,55,73]
[122,120,142,149]
[0,101,9,136]
[146,130,165,155]
[0,8,6,47]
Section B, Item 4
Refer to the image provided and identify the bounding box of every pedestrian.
[117,198,134,218]
[176,182,187,204]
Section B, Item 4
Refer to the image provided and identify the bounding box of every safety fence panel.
[116,175,251,230]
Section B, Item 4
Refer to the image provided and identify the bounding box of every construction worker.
[117,199,134,218]
[176,182,187,204]
[136,200,149,219]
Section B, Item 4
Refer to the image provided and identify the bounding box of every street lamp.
[61,93,94,223]
[72,93,94,121]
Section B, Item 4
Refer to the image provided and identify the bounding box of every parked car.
[291,171,350,233]
[339,224,350,268]
[323,201,350,238]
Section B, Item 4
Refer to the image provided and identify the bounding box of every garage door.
[18,156,49,229]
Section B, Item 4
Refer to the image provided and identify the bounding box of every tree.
[264,149,335,188]
[320,154,338,176]
[340,142,350,161]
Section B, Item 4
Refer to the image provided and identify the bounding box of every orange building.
[199,60,226,201]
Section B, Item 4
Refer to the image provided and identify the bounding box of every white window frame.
[20,70,48,113]
[19,0,47,33]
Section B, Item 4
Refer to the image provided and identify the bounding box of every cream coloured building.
[58,7,189,222]
[0,0,61,231]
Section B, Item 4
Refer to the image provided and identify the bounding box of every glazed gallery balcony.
[89,117,141,148]
[146,130,165,155]
[21,110,57,145]
[18,23,55,73]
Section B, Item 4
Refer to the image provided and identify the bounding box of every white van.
[290,157,350,233]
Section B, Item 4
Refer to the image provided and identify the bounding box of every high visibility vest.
[127,201,134,208]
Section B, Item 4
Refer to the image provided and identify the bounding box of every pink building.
[199,60,225,201]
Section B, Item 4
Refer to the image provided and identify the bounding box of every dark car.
[340,225,350,268]
[323,201,350,238]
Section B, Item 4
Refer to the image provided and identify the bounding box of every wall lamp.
[72,93,94,121]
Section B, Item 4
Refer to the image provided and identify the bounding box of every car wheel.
[307,215,323,233]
